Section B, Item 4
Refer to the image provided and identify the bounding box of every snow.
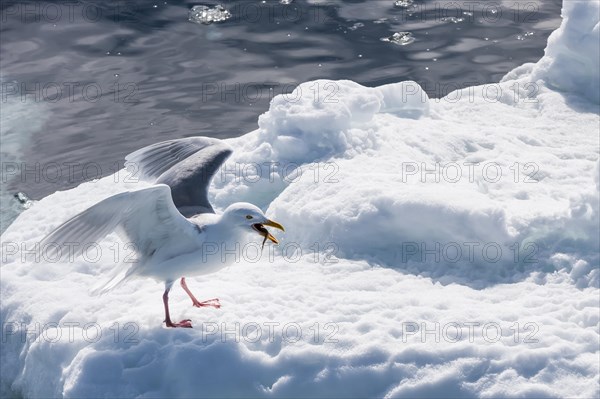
[529,0,600,104]
[1,1,599,397]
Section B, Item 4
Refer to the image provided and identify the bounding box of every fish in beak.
[252,220,285,248]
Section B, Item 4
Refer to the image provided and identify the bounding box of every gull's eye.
[246,215,253,220]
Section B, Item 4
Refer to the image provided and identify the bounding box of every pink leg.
[180,277,221,309]
[163,284,192,328]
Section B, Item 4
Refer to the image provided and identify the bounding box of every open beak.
[252,219,285,247]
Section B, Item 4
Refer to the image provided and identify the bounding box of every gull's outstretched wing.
[39,184,199,264]
[125,137,232,216]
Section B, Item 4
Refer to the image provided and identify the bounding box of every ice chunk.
[13,192,34,209]
[188,5,232,25]
[257,80,382,162]
[524,1,600,103]
[394,0,414,8]
[375,81,430,118]
[380,32,415,46]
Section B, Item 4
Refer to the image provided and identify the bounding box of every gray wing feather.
[125,137,232,216]
[39,185,197,263]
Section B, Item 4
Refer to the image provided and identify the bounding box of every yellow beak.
[262,220,285,232]
[262,220,285,244]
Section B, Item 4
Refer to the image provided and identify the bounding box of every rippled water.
[0,0,562,226]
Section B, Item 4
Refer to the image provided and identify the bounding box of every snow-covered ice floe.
[1,1,599,397]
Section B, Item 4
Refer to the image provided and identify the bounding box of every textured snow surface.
[1,1,599,398]
[529,0,600,103]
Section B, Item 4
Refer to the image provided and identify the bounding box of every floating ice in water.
[13,192,34,209]
[393,0,414,7]
[380,31,415,45]
[280,0,293,4]
[442,16,464,23]
[517,31,535,40]
[188,5,231,25]
[349,22,364,31]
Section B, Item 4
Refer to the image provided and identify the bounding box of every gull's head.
[221,202,285,245]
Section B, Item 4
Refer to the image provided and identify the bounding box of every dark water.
[1,0,562,204]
